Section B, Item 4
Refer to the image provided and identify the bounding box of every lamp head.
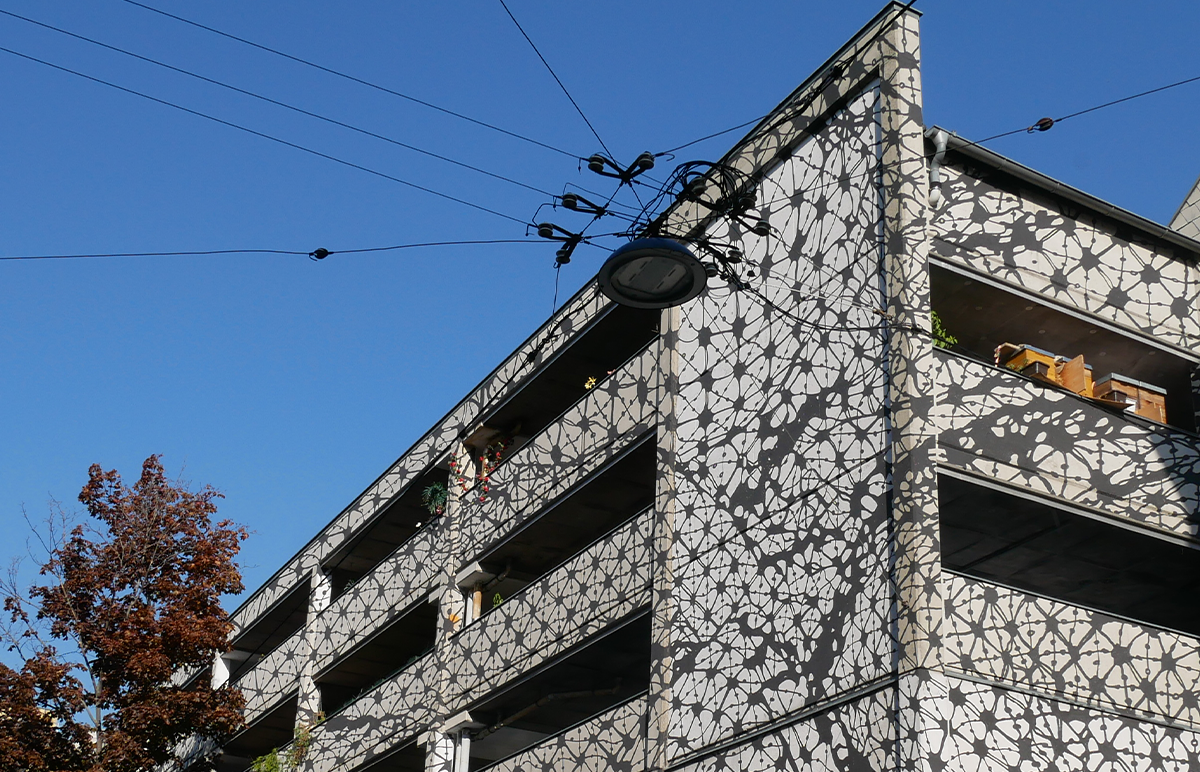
[597,238,708,309]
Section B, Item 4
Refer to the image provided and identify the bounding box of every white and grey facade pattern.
[184,4,1200,771]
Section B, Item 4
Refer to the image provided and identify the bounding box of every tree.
[1,455,248,772]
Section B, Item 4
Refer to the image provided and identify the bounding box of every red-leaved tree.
[1,455,248,772]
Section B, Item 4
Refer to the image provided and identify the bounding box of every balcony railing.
[457,343,659,562]
[444,509,653,710]
[943,571,1200,729]
[478,694,648,772]
[235,624,308,724]
[306,522,443,675]
[933,349,1200,540]
[293,650,437,772]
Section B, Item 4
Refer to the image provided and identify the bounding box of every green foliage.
[285,715,321,768]
[249,713,322,772]
[421,483,448,516]
[251,750,281,772]
[492,592,504,608]
[931,309,957,349]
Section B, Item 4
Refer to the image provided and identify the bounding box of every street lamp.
[596,238,707,309]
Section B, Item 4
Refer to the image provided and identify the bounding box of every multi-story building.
[192,4,1200,770]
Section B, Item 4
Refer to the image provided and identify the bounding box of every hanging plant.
[476,437,512,503]
[285,714,324,769]
[251,751,281,772]
[421,483,448,516]
[448,455,470,494]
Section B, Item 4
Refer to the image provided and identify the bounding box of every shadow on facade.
[225,582,312,682]
[217,695,298,772]
[932,262,1196,432]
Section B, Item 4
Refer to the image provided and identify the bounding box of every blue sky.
[2,0,1197,607]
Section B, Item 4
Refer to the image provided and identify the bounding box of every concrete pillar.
[296,568,333,726]
[879,10,951,771]
[420,731,456,772]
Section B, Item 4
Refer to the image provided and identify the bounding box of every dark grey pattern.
[1170,175,1200,241]
[295,651,436,772]
[308,524,443,673]
[236,625,308,723]
[443,512,652,710]
[662,85,892,759]
[228,285,614,638]
[675,688,895,772]
[457,345,659,562]
[480,697,647,772]
[190,8,1200,772]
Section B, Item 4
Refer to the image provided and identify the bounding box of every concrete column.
[428,441,474,758]
[879,10,951,771]
[296,568,333,726]
[420,731,456,772]
[647,305,678,772]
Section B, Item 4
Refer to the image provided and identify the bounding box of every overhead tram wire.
[493,0,649,210]
[0,239,548,262]
[116,0,585,161]
[658,116,764,156]
[0,9,560,199]
[495,0,612,160]
[969,72,1200,144]
[660,56,1197,183]
[0,46,529,226]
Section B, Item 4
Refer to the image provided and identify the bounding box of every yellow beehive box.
[1093,373,1168,424]
[995,344,1095,397]
[995,343,1059,385]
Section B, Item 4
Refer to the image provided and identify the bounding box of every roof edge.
[930,126,1200,259]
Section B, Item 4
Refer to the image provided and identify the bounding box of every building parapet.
[933,349,1200,541]
[457,343,659,562]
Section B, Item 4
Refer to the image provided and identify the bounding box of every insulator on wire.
[537,223,555,239]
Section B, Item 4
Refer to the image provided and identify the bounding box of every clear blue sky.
[2,0,1197,606]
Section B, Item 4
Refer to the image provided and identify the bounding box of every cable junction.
[0,239,548,262]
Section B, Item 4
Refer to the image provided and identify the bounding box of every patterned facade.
[188,4,1200,771]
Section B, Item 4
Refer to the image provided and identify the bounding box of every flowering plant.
[476,437,511,503]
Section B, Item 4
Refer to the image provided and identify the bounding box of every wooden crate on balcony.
[995,343,1059,385]
[1093,373,1168,424]
[994,344,1095,397]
